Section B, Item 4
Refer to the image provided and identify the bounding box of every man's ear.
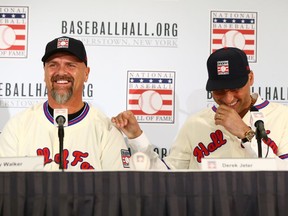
[249,71,254,86]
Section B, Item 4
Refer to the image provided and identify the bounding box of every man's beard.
[51,87,73,104]
[50,74,74,104]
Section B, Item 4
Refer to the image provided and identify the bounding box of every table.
[0,171,287,216]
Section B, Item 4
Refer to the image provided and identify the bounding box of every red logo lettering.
[193,143,209,163]
[37,148,53,165]
[80,162,94,169]
[193,130,227,163]
[71,151,89,166]
[36,148,95,170]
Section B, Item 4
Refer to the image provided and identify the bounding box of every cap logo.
[57,38,69,48]
[217,60,229,75]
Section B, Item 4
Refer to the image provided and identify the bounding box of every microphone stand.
[255,128,268,158]
[56,115,66,171]
[255,128,262,158]
[58,124,64,170]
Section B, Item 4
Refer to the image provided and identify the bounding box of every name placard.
[0,156,44,171]
[201,158,285,171]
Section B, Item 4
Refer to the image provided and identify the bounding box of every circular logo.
[0,25,16,49]
[138,90,163,114]
[222,30,245,49]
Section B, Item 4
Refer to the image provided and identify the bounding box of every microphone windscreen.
[250,109,264,129]
[56,115,66,126]
[54,109,68,127]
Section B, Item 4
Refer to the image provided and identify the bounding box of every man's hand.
[111,110,142,139]
[215,104,250,139]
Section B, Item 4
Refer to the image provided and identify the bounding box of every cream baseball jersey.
[161,93,288,169]
[128,93,288,170]
[0,101,130,171]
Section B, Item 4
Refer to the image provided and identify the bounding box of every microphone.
[250,106,268,158]
[250,106,268,141]
[54,109,68,127]
[54,109,68,170]
[56,115,65,144]
[56,115,66,127]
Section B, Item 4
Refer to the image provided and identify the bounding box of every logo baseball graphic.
[127,71,175,123]
[0,26,16,49]
[210,11,257,62]
[222,30,245,49]
[138,90,163,114]
[57,38,69,48]
[217,61,229,75]
[0,6,29,58]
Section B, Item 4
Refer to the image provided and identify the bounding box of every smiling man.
[0,36,130,171]
[112,47,288,169]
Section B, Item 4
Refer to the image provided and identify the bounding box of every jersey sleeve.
[274,110,288,159]
[127,132,168,170]
[99,123,131,170]
[0,116,20,157]
[162,124,193,169]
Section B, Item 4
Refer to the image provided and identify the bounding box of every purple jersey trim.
[43,101,90,126]
[279,154,288,159]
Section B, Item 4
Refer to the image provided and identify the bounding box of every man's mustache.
[51,75,74,83]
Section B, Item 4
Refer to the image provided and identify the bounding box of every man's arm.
[111,110,168,170]
[111,110,142,139]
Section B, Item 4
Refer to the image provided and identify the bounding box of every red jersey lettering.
[71,151,89,166]
[193,130,227,163]
[37,147,53,165]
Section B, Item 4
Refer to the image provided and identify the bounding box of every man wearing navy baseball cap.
[0,36,132,171]
[42,36,88,66]
[112,47,288,170]
[41,36,90,107]
[205,47,256,141]
[206,47,251,91]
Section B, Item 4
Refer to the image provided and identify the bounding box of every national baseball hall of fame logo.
[0,6,29,58]
[127,71,175,123]
[210,11,257,62]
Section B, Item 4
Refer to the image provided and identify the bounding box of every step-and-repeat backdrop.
[1,0,287,158]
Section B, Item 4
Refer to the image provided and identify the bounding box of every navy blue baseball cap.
[206,47,250,91]
[41,36,87,66]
